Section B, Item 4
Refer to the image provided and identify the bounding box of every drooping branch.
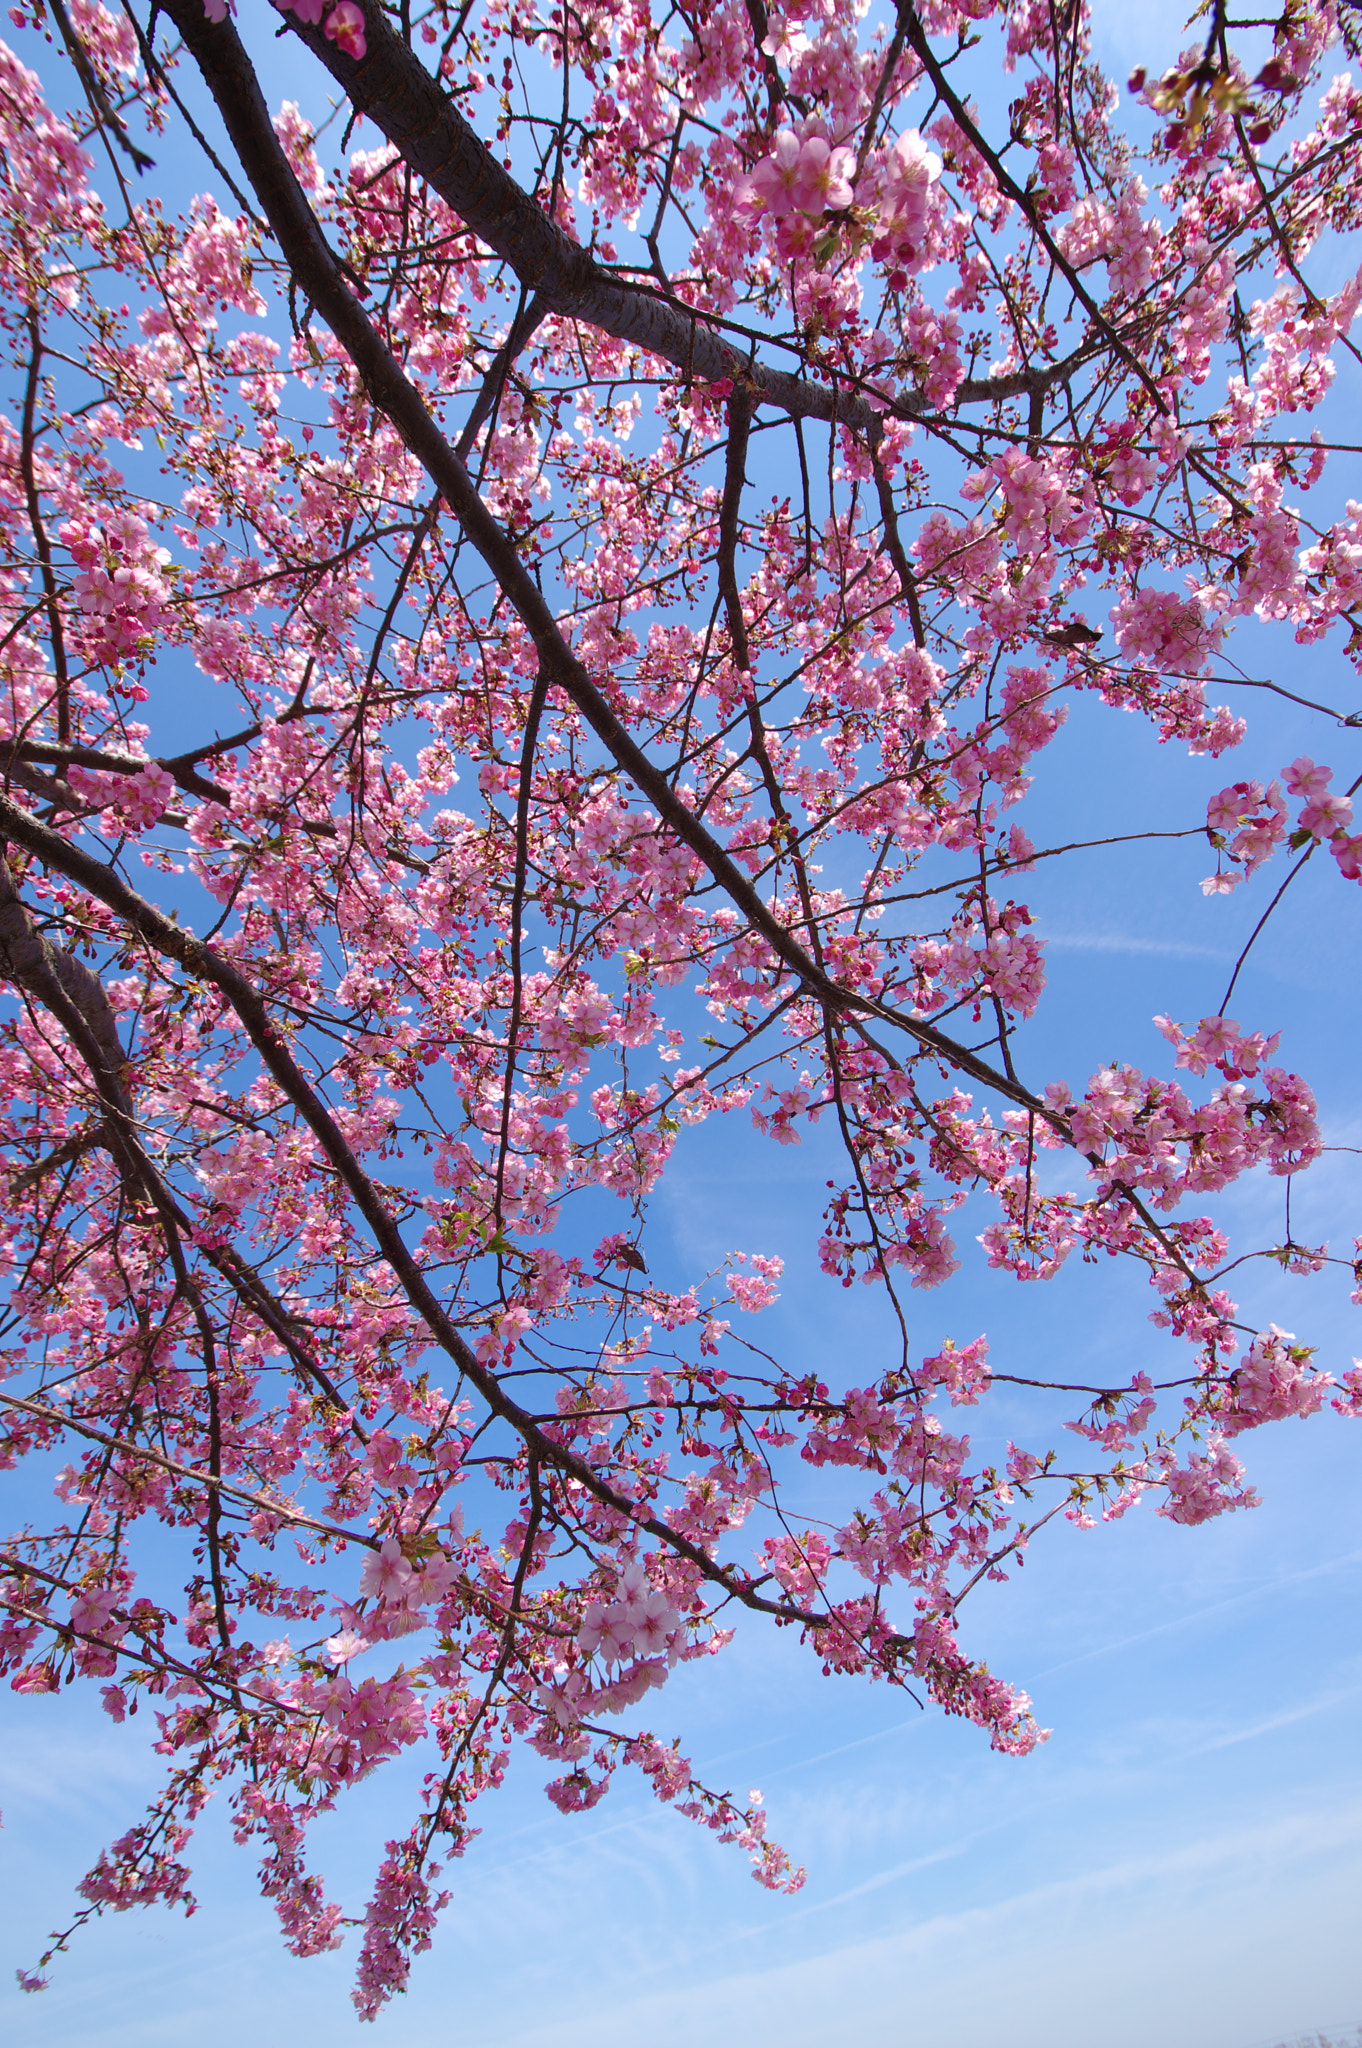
[47,0,154,171]
[0,0,1351,2010]
[0,786,844,1638]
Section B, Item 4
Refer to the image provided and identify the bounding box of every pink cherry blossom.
[323,1,365,59]
[746,128,805,217]
[1332,831,1362,879]
[747,129,854,220]
[1,0,1359,2017]
[872,127,944,273]
[358,1538,414,1606]
[789,136,855,215]
[1158,1440,1260,1524]
[1284,755,1333,799]
[1221,1325,1330,1435]
[1298,790,1353,838]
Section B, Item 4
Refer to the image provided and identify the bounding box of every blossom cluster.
[1204,755,1360,891]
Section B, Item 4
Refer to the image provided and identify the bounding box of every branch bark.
[156,0,1068,1141]
[260,1,1069,430]
[0,782,837,1636]
[0,1390,379,1550]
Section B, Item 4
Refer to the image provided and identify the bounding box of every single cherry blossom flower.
[359,1537,414,1605]
[790,136,855,215]
[748,129,804,217]
[324,0,366,57]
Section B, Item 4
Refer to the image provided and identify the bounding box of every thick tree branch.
[257,0,1061,431]
[8,739,232,809]
[7,1120,107,1195]
[155,0,1067,1142]
[263,1,881,430]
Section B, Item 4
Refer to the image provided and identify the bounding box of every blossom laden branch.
[0,0,1358,2012]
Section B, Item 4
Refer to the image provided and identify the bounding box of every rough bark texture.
[160,0,1057,1129]
[267,2,1043,429]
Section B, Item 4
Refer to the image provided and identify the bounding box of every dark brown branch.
[493,672,548,1234]
[898,4,1166,410]
[0,786,843,1636]
[0,855,365,1426]
[0,1391,378,1549]
[0,852,135,1116]
[4,757,94,819]
[19,311,71,746]
[718,385,754,671]
[7,1121,107,1196]
[455,291,547,464]
[9,739,232,809]
[258,1,1046,431]
[870,434,926,646]
[262,1,878,430]
[155,0,1064,1139]
[48,0,154,172]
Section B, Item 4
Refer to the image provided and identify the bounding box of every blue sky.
[2,0,1361,2040]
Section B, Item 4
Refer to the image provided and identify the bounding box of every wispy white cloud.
[479,1794,1362,2048]
[1035,1546,1362,1678]
[1040,928,1228,958]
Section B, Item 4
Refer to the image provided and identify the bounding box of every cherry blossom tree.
[1,0,1360,2014]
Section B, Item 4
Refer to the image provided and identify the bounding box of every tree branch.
[255,1,1044,431]
[155,0,1067,1141]
[898,3,1166,411]
[717,384,754,671]
[0,782,841,1638]
[0,1390,379,1550]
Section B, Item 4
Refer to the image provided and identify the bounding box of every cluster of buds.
[1129,54,1300,146]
